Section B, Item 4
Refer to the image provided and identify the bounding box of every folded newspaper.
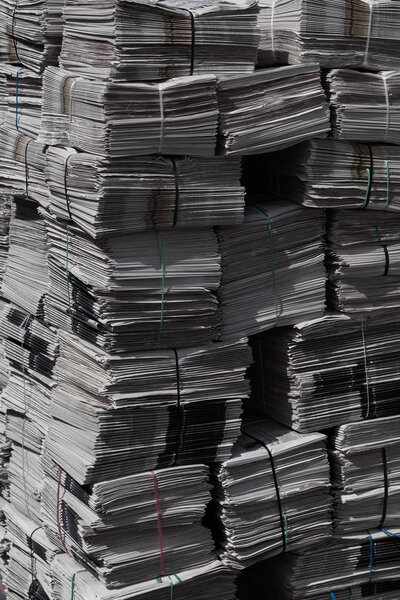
[60,0,260,81]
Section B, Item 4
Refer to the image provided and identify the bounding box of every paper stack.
[44,213,222,351]
[217,64,329,156]
[257,0,400,70]
[60,0,260,81]
[214,418,332,570]
[250,311,400,432]
[44,148,245,237]
[2,501,59,600]
[41,66,219,157]
[40,461,217,588]
[43,330,251,484]
[2,197,49,318]
[327,208,400,313]
[0,0,64,73]
[0,63,43,139]
[331,415,400,536]
[264,139,400,212]
[0,195,11,287]
[50,553,236,600]
[328,69,400,145]
[218,201,326,340]
[236,530,400,600]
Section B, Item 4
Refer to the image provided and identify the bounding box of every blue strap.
[366,529,374,583]
[380,528,400,539]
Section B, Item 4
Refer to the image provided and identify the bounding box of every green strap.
[156,574,182,600]
[255,206,279,326]
[65,226,75,332]
[360,167,371,209]
[384,160,390,210]
[154,230,165,349]
[71,569,87,600]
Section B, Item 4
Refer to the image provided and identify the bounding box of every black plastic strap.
[24,138,33,196]
[172,349,184,465]
[170,158,180,228]
[378,448,389,529]
[182,9,195,75]
[64,153,74,220]
[243,430,287,551]
[364,144,374,209]
[382,245,390,276]
[27,526,41,583]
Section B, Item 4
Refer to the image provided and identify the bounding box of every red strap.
[150,470,165,576]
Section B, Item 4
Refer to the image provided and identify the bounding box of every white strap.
[381,73,391,142]
[158,84,165,154]
[363,1,375,67]
[360,317,371,419]
[270,0,277,59]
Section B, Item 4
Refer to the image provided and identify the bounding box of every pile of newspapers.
[257,0,400,71]
[251,311,400,432]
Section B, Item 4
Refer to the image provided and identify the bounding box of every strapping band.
[381,74,391,143]
[366,529,374,583]
[243,430,287,551]
[363,1,374,67]
[71,569,87,600]
[156,574,182,600]
[375,226,390,276]
[24,138,33,197]
[55,465,70,556]
[360,317,371,419]
[255,205,279,325]
[170,158,180,228]
[64,153,75,220]
[181,9,196,75]
[360,145,373,209]
[172,349,184,465]
[378,448,389,529]
[150,470,166,576]
[158,85,165,154]
[15,67,25,131]
[65,226,76,332]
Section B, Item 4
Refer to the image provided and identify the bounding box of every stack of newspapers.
[327,208,400,313]
[59,0,260,80]
[238,531,400,600]
[331,415,400,536]
[218,201,326,340]
[251,311,400,432]
[257,0,400,70]
[328,69,400,145]
[0,0,64,72]
[214,419,332,569]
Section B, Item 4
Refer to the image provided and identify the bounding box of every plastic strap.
[24,138,33,197]
[363,1,374,67]
[11,1,20,63]
[15,67,25,131]
[360,317,371,419]
[360,145,374,209]
[54,465,70,555]
[150,470,166,576]
[172,349,184,466]
[71,569,87,600]
[156,574,182,600]
[381,74,391,142]
[366,529,374,583]
[65,226,76,332]
[243,430,287,551]
[270,0,277,59]
[181,9,196,75]
[375,226,390,276]
[158,85,165,154]
[380,527,400,539]
[64,153,75,220]
[170,158,180,228]
[330,594,336,600]
[154,231,165,349]
[378,447,389,529]
[27,526,41,583]
[255,205,279,325]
